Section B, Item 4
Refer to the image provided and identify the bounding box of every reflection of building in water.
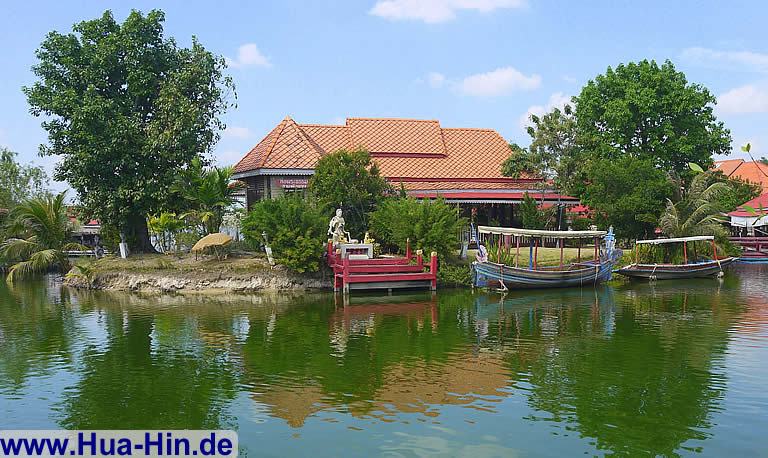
[251,352,509,428]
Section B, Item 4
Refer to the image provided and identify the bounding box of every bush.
[241,196,327,273]
[437,263,472,287]
[370,197,466,260]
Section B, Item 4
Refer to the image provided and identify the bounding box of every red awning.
[408,191,579,204]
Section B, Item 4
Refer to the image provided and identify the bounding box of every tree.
[518,193,551,229]
[705,171,761,213]
[0,148,48,210]
[574,60,731,180]
[308,148,391,237]
[581,157,674,240]
[24,10,234,252]
[523,105,584,193]
[659,171,730,239]
[1,192,86,282]
[369,197,465,260]
[501,143,543,179]
[173,158,243,235]
[241,195,327,273]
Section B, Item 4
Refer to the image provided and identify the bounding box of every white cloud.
[426,72,446,88]
[226,43,271,69]
[223,126,252,139]
[681,47,768,73]
[457,66,540,97]
[718,84,768,114]
[519,92,571,131]
[369,0,526,24]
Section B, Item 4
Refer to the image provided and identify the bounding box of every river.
[1,265,767,457]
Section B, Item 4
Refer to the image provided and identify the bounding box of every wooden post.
[342,252,350,294]
[559,238,564,267]
[577,240,581,263]
[430,252,438,291]
[406,238,412,261]
[327,240,334,264]
[515,236,520,268]
[683,241,688,264]
[534,238,539,270]
[593,237,598,262]
[528,238,534,270]
[416,249,423,267]
[712,239,718,260]
[497,232,502,263]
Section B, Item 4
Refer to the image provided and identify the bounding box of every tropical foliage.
[174,158,243,235]
[0,148,48,210]
[24,9,235,252]
[309,148,391,238]
[1,193,85,282]
[370,197,465,260]
[241,196,327,273]
[659,171,729,239]
[518,193,553,229]
[147,213,185,254]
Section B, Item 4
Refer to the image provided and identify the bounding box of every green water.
[1,266,767,457]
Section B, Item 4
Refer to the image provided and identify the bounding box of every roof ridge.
[442,127,495,132]
[299,123,347,128]
[346,117,440,123]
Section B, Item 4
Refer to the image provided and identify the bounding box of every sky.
[3,0,768,193]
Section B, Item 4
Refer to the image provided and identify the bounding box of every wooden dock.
[327,241,438,293]
[730,237,768,262]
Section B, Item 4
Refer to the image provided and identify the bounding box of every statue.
[328,209,349,244]
[363,232,374,245]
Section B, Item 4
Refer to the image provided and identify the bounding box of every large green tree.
[24,10,234,252]
[0,148,48,210]
[308,148,391,237]
[581,157,674,240]
[574,60,731,178]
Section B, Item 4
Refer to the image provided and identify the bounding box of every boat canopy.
[635,235,714,245]
[478,226,607,239]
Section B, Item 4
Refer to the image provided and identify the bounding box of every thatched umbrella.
[191,232,233,260]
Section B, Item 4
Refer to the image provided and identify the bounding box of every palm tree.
[1,192,85,282]
[659,172,729,238]
[174,158,243,235]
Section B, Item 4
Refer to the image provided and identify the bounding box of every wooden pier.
[730,237,768,262]
[327,240,438,293]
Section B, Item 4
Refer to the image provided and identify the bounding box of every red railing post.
[416,249,423,267]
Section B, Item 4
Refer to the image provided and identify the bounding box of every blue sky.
[3,0,768,192]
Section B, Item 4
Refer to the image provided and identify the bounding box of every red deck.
[327,240,438,293]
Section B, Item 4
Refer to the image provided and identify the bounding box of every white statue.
[328,209,349,244]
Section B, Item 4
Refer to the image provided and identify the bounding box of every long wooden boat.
[615,235,734,280]
[472,226,620,290]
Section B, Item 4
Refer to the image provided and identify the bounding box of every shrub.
[241,196,327,273]
[147,213,185,254]
[370,197,466,260]
[437,263,472,287]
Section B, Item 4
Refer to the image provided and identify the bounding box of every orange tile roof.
[713,159,745,177]
[232,116,540,188]
[714,159,768,191]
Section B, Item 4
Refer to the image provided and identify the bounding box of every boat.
[615,236,735,280]
[471,226,621,290]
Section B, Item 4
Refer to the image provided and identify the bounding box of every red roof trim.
[409,191,579,201]
[388,177,541,183]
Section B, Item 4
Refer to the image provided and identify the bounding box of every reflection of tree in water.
[0,279,78,391]
[57,291,241,430]
[485,284,741,456]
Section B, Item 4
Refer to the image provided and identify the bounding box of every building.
[714,159,768,192]
[232,116,577,226]
[729,193,768,236]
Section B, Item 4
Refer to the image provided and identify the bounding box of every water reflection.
[0,269,766,456]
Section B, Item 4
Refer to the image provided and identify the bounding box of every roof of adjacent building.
[729,193,768,217]
[233,116,540,189]
[714,159,768,191]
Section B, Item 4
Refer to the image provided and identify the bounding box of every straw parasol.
[191,233,233,259]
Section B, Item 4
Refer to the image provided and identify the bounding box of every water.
[1,266,767,457]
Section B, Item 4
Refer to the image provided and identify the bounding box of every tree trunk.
[126,213,157,253]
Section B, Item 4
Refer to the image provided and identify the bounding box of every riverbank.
[63,253,330,293]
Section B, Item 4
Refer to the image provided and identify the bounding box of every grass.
[77,252,271,275]
[465,247,599,267]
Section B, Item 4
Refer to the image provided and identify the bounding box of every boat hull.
[472,260,615,290]
[615,257,735,280]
